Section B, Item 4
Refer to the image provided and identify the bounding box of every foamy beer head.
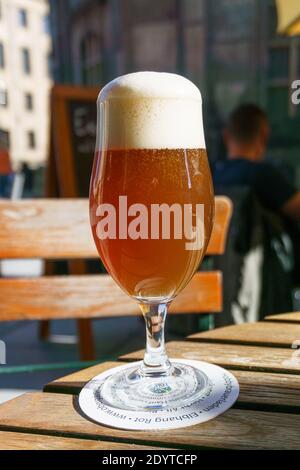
[97,71,205,151]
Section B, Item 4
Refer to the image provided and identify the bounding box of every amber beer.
[90,147,214,301]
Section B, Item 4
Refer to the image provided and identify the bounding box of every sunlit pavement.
[0,389,34,405]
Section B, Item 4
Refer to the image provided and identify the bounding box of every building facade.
[0,0,52,168]
[50,0,300,175]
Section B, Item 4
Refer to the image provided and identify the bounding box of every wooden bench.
[0,196,232,360]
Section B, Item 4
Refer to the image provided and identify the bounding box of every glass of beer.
[90,72,214,410]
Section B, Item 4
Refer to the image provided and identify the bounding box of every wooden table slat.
[265,312,300,324]
[44,361,122,394]
[0,392,299,450]
[120,341,300,375]
[0,430,165,450]
[187,322,300,348]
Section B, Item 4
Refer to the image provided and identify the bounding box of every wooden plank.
[0,197,230,260]
[0,199,96,260]
[44,360,300,411]
[0,392,299,449]
[232,369,300,410]
[265,312,300,324]
[207,196,232,255]
[187,322,300,348]
[0,272,221,321]
[44,361,124,394]
[169,272,222,314]
[120,341,300,375]
[52,84,100,100]
[0,430,164,450]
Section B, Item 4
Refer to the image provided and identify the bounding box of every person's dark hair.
[226,104,268,144]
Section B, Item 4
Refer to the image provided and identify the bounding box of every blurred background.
[1,0,300,180]
[0,0,300,403]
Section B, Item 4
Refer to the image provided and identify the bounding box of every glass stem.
[139,302,171,377]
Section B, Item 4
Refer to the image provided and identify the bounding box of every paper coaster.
[78,359,239,431]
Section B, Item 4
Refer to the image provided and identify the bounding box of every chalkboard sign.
[48,85,100,198]
[44,86,102,357]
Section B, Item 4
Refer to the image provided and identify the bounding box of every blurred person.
[212,104,300,325]
[213,104,300,221]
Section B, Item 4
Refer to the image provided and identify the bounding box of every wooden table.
[1,313,300,450]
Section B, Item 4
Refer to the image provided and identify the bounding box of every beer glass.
[90,72,214,410]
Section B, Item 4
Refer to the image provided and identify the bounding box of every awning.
[276,0,300,36]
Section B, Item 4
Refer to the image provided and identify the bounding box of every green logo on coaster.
[150,383,172,395]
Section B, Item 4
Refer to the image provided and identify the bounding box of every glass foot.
[98,362,210,411]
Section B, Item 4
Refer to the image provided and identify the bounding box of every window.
[79,32,103,85]
[19,8,27,27]
[184,0,204,21]
[47,53,53,77]
[25,93,33,110]
[0,129,10,149]
[22,48,31,74]
[268,47,289,80]
[267,3,278,38]
[0,88,8,107]
[267,86,289,121]
[43,15,50,34]
[27,131,36,149]
[0,43,4,69]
